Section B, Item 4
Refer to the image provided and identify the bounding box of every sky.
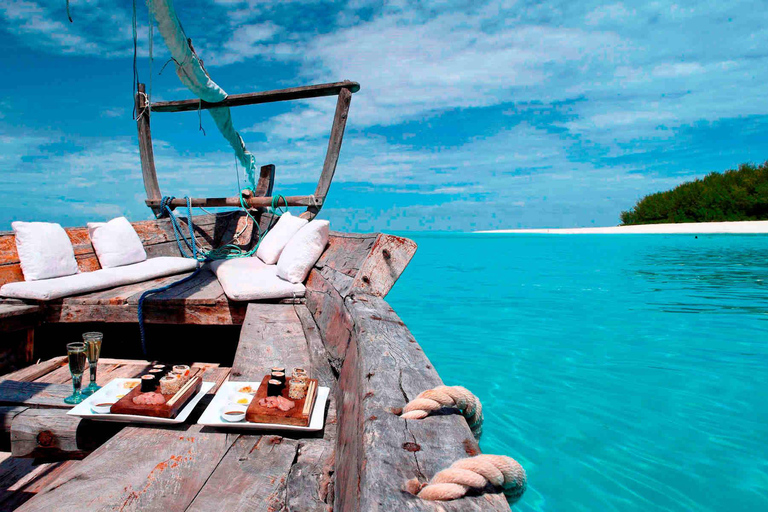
[1,0,767,232]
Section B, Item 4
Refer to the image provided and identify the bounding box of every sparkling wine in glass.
[64,342,87,404]
[82,332,103,395]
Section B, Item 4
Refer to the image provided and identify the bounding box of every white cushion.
[0,257,198,301]
[276,220,330,284]
[211,258,305,301]
[88,217,147,268]
[255,212,308,264]
[12,221,79,281]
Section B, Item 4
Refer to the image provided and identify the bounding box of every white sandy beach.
[477,220,768,234]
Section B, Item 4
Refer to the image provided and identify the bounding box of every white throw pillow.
[87,217,147,269]
[276,220,330,283]
[256,212,308,264]
[12,221,79,281]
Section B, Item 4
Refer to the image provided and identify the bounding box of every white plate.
[197,381,329,431]
[67,378,215,424]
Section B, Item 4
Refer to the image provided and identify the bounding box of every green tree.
[620,162,768,225]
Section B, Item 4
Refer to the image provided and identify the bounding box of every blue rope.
[137,266,203,358]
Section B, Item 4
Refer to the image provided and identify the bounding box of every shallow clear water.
[387,233,768,512]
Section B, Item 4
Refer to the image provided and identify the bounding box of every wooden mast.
[303,87,352,219]
[135,83,162,217]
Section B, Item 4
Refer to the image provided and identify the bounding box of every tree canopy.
[620,162,768,225]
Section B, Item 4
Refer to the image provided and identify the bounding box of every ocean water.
[386,233,768,512]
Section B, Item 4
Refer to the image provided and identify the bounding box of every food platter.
[197,380,329,431]
[67,378,214,424]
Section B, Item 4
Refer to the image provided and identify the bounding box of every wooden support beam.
[304,87,352,219]
[150,80,360,113]
[11,409,123,460]
[0,381,73,410]
[253,164,275,197]
[146,194,320,209]
[136,83,162,217]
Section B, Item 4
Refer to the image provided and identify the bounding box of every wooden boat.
[0,81,513,510]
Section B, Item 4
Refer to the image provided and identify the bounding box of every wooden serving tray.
[245,375,318,427]
[110,368,203,419]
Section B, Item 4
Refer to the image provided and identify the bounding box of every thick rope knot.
[405,454,526,503]
[401,386,483,439]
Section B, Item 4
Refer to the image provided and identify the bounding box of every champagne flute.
[64,342,87,404]
[82,332,103,395]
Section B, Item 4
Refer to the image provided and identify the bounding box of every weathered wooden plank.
[288,305,338,511]
[314,232,377,294]
[305,269,353,370]
[146,194,321,209]
[336,295,510,511]
[230,304,310,381]
[185,435,301,512]
[0,455,76,511]
[0,357,67,384]
[0,406,28,439]
[150,80,360,113]
[11,409,123,459]
[305,87,352,219]
[0,381,74,410]
[35,363,118,386]
[349,233,418,297]
[44,300,248,325]
[17,424,237,512]
[188,304,334,512]
[0,305,40,320]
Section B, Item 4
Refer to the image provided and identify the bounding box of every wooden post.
[23,328,34,365]
[254,164,275,198]
[136,83,163,217]
[304,87,352,219]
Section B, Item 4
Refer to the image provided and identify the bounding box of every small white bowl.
[91,401,115,414]
[229,392,253,407]
[221,405,247,422]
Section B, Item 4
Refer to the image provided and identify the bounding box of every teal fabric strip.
[148,0,257,189]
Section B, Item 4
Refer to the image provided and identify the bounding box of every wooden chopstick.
[302,381,317,416]
[167,377,199,407]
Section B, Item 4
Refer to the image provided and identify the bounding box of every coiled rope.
[405,454,526,503]
[401,385,483,439]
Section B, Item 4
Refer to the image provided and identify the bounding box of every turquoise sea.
[387,233,768,512]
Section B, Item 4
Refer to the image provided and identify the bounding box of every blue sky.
[1,0,767,232]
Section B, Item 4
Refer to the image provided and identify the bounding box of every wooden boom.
[150,81,360,113]
[145,195,321,209]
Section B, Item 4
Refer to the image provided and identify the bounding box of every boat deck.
[0,302,335,511]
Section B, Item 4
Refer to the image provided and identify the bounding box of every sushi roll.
[267,379,283,397]
[148,368,165,377]
[271,371,286,385]
[172,365,191,376]
[159,375,181,395]
[140,374,157,393]
[270,366,285,374]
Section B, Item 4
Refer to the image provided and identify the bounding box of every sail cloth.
[148,0,257,190]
